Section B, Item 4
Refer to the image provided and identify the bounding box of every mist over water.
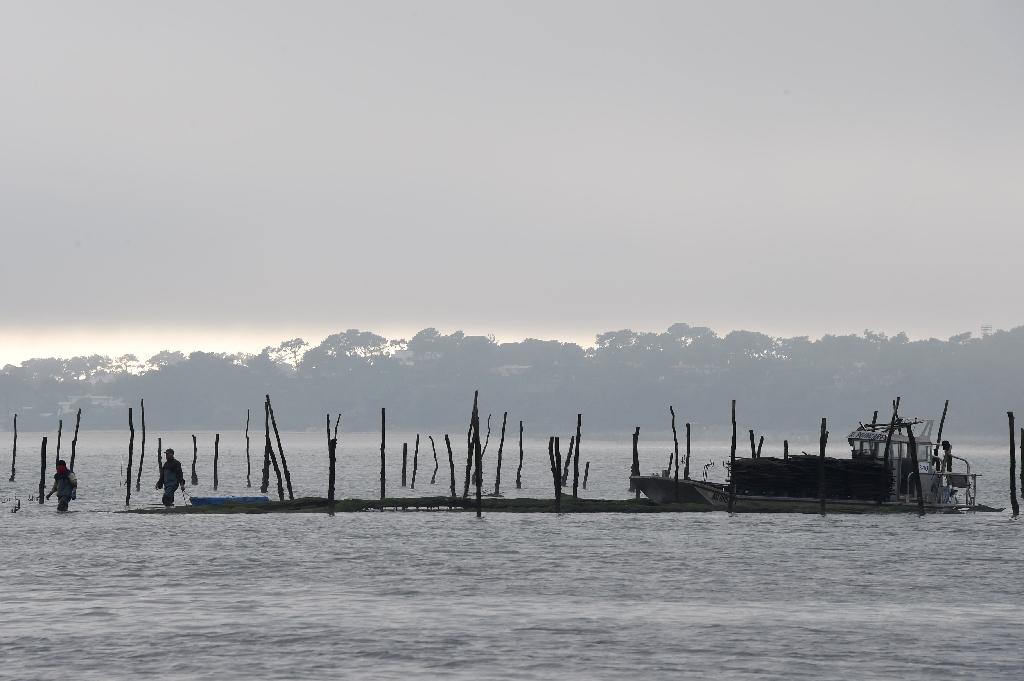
[2,432,1022,680]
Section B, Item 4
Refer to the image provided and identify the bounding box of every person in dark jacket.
[156,448,186,507]
[46,459,77,512]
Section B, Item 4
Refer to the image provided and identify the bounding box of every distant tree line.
[2,324,1022,435]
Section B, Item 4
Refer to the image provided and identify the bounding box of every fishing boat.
[631,415,997,513]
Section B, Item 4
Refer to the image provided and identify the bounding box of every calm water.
[2,429,1023,680]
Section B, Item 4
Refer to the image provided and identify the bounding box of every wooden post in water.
[728,401,736,513]
[553,437,562,513]
[756,436,764,459]
[516,420,524,489]
[906,423,925,516]
[583,461,590,490]
[1009,412,1019,517]
[818,417,828,515]
[684,422,691,480]
[327,413,337,515]
[191,434,200,486]
[260,425,269,493]
[670,407,680,500]
[933,399,949,464]
[562,436,574,486]
[783,439,789,461]
[9,414,16,481]
[470,392,483,518]
[572,414,581,498]
[135,400,145,491]
[411,434,420,489]
[156,437,162,485]
[264,401,284,501]
[401,443,408,487]
[245,409,252,488]
[69,409,81,472]
[494,412,507,496]
[125,408,134,507]
[749,430,756,458]
[463,422,473,499]
[429,435,439,485]
[213,433,220,491]
[266,395,294,500]
[631,427,640,499]
[547,437,557,508]
[380,407,386,502]
[56,418,63,460]
[38,437,47,504]
[445,434,456,499]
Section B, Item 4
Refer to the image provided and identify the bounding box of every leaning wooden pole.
[56,418,63,460]
[379,407,386,502]
[445,434,456,499]
[1010,412,1020,517]
[933,399,949,462]
[473,410,483,518]
[411,435,419,489]
[38,437,47,504]
[265,401,284,501]
[69,409,81,472]
[728,400,736,513]
[135,400,145,491]
[670,406,679,501]
[516,420,524,489]
[494,412,507,496]
[583,461,590,489]
[401,443,408,487]
[818,417,828,515]
[9,413,17,481]
[125,408,134,507]
[572,413,581,498]
[463,423,473,499]
[260,426,269,493]
[266,395,294,500]
[245,409,252,488]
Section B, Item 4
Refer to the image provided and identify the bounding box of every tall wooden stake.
[380,407,386,502]
[749,429,756,458]
[56,418,63,460]
[684,422,691,480]
[9,413,17,481]
[38,437,47,504]
[1010,412,1019,517]
[472,392,482,518]
[631,427,640,499]
[516,420,524,489]
[552,436,562,513]
[245,409,252,488]
[213,433,220,491]
[125,408,134,507]
[445,434,456,498]
[191,434,200,485]
[266,395,294,500]
[562,436,574,486]
[327,414,337,516]
[69,409,81,472]
[265,401,284,501]
[783,439,789,461]
[818,417,828,515]
[412,434,420,489]
[135,399,145,491]
[728,400,736,513]
[583,461,590,489]
[494,412,507,495]
[906,423,925,516]
[670,406,679,501]
[429,435,439,484]
[572,413,581,498]
[401,443,408,487]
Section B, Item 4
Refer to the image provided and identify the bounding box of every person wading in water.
[45,459,77,512]
[156,448,186,507]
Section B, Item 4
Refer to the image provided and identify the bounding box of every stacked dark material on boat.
[730,455,889,501]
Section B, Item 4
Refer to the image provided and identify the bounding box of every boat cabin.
[847,419,977,507]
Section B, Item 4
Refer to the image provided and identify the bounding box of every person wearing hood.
[46,459,78,512]
[156,448,186,507]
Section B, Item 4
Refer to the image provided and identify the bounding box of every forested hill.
[2,324,1022,435]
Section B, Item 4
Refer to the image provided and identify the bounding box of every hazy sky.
[2,1,1022,364]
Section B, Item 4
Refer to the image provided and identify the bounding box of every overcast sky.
[1,1,1022,364]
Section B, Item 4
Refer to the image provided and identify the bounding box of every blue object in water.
[189,496,270,506]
